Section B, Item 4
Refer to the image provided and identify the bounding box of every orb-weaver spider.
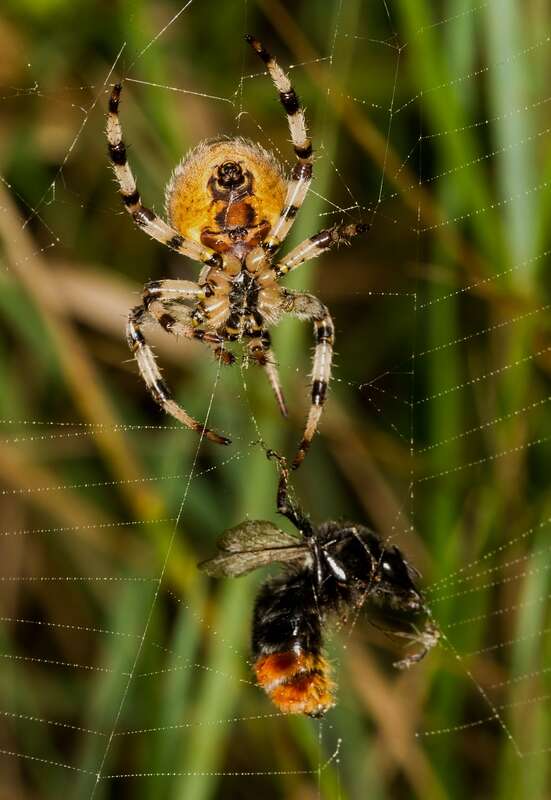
[106,35,367,467]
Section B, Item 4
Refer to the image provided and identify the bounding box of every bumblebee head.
[317,524,425,614]
[377,546,423,613]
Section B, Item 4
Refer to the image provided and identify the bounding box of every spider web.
[0,0,550,798]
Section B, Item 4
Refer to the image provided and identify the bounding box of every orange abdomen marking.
[217,199,256,228]
[166,139,286,249]
[254,650,334,717]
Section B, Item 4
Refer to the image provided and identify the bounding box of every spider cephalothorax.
[106,35,367,466]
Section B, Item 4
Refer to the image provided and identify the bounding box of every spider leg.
[247,331,288,417]
[274,222,369,277]
[142,278,203,300]
[282,291,334,469]
[106,84,222,270]
[127,304,231,445]
[144,282,235,365]
[246,35,313,253]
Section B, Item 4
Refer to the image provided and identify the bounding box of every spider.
[200,464,439,717]
[107,35,367,467]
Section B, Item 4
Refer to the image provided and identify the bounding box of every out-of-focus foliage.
[0,1,550,798]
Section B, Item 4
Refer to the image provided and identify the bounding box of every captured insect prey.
[199,469,439,717]
[106,35,367,468]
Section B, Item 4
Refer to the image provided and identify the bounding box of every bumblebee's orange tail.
[254,650,334,717]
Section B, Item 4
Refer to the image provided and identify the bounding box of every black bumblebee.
[199,468,438,717]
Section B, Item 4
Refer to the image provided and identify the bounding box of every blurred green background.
[0,0,550,798]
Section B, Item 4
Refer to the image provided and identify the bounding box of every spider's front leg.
[127,280,231,445]
[246,330,288,417]
[282,291,335,469]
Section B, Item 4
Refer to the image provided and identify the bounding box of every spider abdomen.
[166,138,287,260]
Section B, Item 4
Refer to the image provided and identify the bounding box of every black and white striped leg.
[246,35,313,253]
[275,222,369,277]
[144,286,235,365]
[106,84,222,269]
[127,306,231,445]
[247,331,288,417]
[282,292,334,468]
[142,279,204,304]
[144,279,221,343]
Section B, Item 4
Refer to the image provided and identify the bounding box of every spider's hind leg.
[127,305,231,446]
[246,35,313,251]
[106,84,220,267]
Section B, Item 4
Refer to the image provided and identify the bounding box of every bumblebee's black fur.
[252,522,424,662]
[252,568,322,659]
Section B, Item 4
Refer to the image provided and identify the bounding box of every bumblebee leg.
[271,463,313,535]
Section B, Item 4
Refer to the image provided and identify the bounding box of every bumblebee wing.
[199,545,308,577]
[199,520,307,577]
[218,520,301,552]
